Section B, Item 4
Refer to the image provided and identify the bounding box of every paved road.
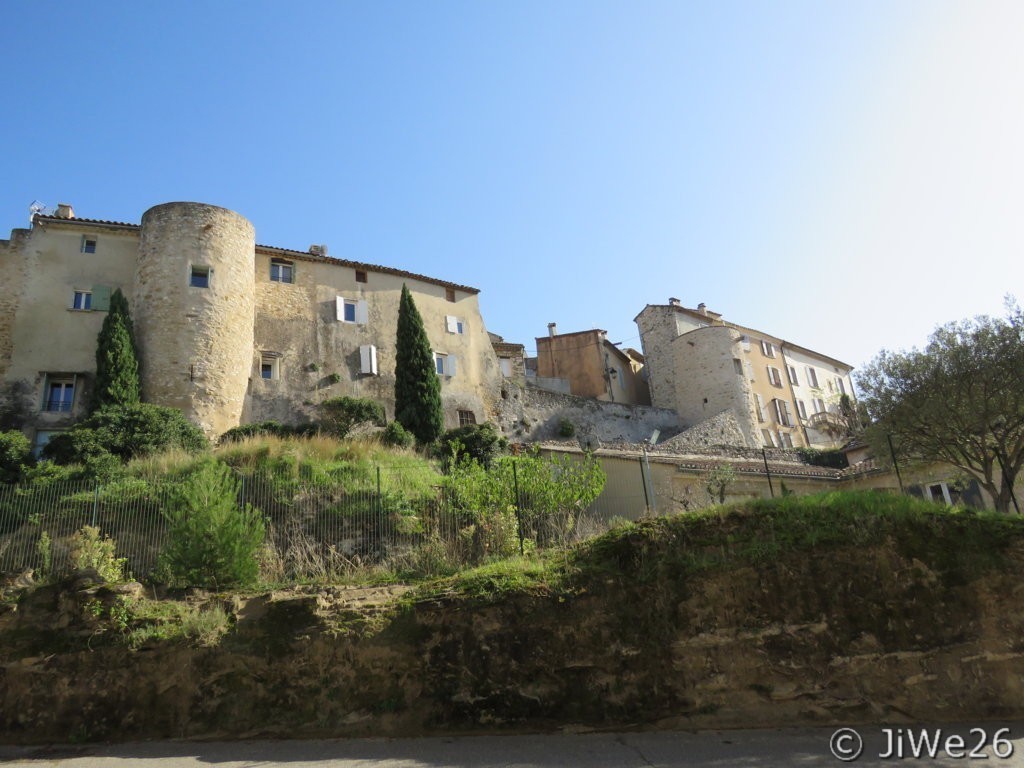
[2,725,1023,767]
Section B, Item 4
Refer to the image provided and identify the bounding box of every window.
[355,269,368,283]
[767,366,783,387]
[446,315,465,334]
[787,365,799,386]
[80,236,97,254]
[458,410,476,426]
[740,334,751,351]
[812,397,826,414]
[44,377,75,412]
[72,290,92,310]
[761,429,778,448]
[359,344,378,375]
[190,266,210,288]
[837,378,846,395]
[733,358,743,375]
[773,398,792,426]
[435,352,457,376]
[445,287,456,303]
[754,393,766,423]
[270,259,294,284]
[805,367,819,388]
[260,354,279,380]
[796,399,807,420]
[760,340,776,358]
[499,358,512,377]
[779,432,794,449]
[336,297,368,324]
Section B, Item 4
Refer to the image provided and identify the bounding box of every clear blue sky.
[3,1,1021,378]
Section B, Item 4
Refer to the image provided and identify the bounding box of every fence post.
[512,460,524,555]
[91,481,100,528]
[761,448,775,498]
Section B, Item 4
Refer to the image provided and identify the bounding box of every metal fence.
[0,460,652,581]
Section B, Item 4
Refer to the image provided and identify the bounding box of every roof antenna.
[28,200,50,222]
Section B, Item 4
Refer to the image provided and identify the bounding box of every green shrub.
[0,430,33,483]
[42,404,207,466]
[381,421,414,448]
[219,420,316,443]
[795,447,849,469]
[158,460,265,588]
[438,423,508,469]
[69,525,128,582]
[319,397,386,438]
[557,418,576,438]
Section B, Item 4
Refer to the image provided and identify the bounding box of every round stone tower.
[134,202,255,439]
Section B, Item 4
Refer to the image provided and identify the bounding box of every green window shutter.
[91,285,112,311]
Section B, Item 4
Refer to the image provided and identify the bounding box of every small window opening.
[190,266,210,288]
[72,290,92,310]
[81,237,97,254]
[445,287,456,303]
[355,269,368,283]
[270,259,294,284]
[458,410,476,426]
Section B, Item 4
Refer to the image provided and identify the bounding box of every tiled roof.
[34,214,139,228]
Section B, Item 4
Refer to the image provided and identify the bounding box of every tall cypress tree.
[92,288,140,411]
[394,284,444,444]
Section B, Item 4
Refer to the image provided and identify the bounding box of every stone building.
[533,325,650,406]
[635,299,855,449]
[0,202,504,448]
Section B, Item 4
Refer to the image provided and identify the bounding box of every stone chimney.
[309,243,328,256]
[668,297,681,307]
[547,322,558,337]
[54,203,75,219]
[698,302,708,315]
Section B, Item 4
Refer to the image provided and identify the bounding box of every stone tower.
[134,202,255,439]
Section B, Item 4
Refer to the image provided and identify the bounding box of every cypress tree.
[92,288,140,411]
[394,284,444,444]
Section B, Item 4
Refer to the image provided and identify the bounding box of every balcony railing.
[44,400,73,412]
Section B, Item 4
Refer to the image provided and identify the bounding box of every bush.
[0,430,33,483]
[41,404,207,466]
[795,447,849,469]
[557,418,576,438]
[438,423,508,469]
[381,421,414,448]
[319,397,386,438]
[219,420,316,443]
[157,460,265,588]
[69,526,128,582]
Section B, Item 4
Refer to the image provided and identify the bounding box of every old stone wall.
[135,203,256,438]
[247,250,503,432]
[495,381,681,443]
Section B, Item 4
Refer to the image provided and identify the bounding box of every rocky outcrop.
[1,519,1022,742]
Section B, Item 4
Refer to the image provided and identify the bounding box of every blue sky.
[3,1,1021,377]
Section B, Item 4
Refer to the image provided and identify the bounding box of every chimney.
[668,297,681,307]
[54,203,75,219]
[547,322,558,337]
[697,302,708,315]
[309,243,328,256]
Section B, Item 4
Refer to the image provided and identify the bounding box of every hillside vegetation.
[3,490,1023,742]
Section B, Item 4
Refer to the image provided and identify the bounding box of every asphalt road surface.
[2,724,1023,767]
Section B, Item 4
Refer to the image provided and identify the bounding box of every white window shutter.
[447,354,457,376]
[335,296,344,322]
[356,300,369,325]
[360,344,378,375]
[446,315,458,333]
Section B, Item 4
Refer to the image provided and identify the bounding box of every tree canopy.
[857,301,1023,513]
[394,284,444,444]
[92,288,140,411]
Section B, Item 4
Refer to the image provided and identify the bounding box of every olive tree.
[857,300,1023,513]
